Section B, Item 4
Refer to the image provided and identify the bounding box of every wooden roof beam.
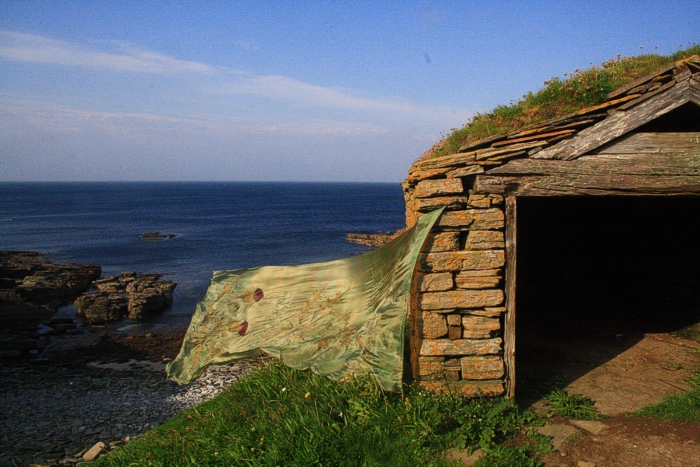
[531,78,692,161]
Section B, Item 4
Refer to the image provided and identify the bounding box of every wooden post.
[504,195,517,398]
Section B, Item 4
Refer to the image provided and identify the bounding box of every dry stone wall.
[403,154,507,396]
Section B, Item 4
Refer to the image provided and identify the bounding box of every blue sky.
[1,1,698,182]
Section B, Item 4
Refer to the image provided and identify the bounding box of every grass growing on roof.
[91,360,535,467]
[426,44,700,159]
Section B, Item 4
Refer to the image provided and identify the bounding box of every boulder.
[75,292,128,323]
[127,277,176,320]
[76,274,176,323]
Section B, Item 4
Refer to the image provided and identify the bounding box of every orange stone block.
[420,312,448,339]
[415,178,464,198]
[462,315,501,338]
[437,208,504,229]
[419,250,505,272]
[455,273,502,289]
[460,356,505,380]
[419,337,502,356]
[467,193,504,208]
[418,356,445,378]
[464,230,505,250]
[421,289,504,310]
[421,232,460,253]
[417,196,469,212]
[418,272,454,292]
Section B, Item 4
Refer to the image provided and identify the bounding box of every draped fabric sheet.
[166,208,443,391]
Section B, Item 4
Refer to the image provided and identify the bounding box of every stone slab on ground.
[571,419,609,435]
[536,424,580,450]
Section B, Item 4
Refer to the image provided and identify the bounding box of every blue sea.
[0,182,406,331]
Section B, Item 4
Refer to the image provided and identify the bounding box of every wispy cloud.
[0,30,469,122]
[0,31,214,74]
[218,73,443,116]
[0,94,391,137]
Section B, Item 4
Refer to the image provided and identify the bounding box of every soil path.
[539,416,700,467]
[518,332,700,466]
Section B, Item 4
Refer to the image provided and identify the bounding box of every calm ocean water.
[0,182,406,330]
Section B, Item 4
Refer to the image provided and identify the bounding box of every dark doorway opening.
[515,196,700,399]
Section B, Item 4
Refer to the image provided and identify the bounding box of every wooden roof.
[407,56,700,195]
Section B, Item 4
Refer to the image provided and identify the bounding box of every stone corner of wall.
[405,157,509,397]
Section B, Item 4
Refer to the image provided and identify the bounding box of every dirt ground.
[518,330,700,467]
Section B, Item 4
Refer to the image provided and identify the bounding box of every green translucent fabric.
[166,208,443,391]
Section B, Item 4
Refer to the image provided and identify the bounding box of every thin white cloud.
[0,30,471,135]
[219,73,449,117]
[0,31,214,74]
[0,30,469,120]
[0,95,391,137]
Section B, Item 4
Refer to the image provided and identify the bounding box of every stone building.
[403,56,700,397]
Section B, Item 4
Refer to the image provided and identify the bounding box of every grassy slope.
[426,45,700,160]
[91,361,535,467]
[89,359,700,466]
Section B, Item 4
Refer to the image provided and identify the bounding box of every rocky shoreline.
[0,341,267,466]
[0,251,263,466]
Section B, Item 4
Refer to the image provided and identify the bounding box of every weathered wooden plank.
[478,149,530,164]
[476,141,547,161]
[572,93,641,115]
[673,64,692,83]
[492,129,576,147]
[594,132,700,155]
[474,173,700,196]
[484,153,700,176]
[504,196,516,399]
[690,76,700,104]
[607,62,675,99]
[508,114,606,139]
[458,133,510,153]
[615,80,676,111]
[532,80,691,161]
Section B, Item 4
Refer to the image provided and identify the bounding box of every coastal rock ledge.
[0,250,101,329]
[75,272,177,323]
[345,233,394,248]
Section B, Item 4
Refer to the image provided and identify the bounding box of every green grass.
[634,371,700,423]
[425,44,700,159]
[91,360,535,467]
[545,389,606,421]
